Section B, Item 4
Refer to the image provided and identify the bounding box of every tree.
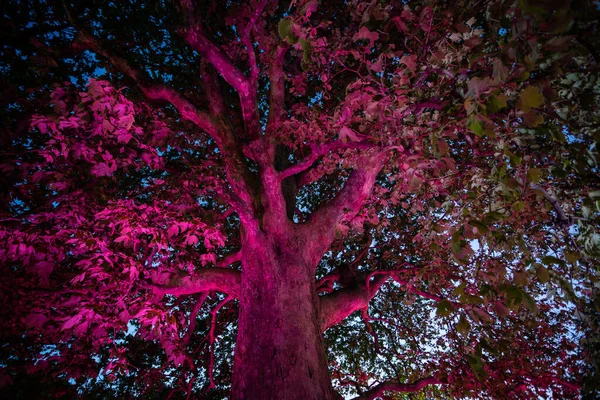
[1,0,599,398]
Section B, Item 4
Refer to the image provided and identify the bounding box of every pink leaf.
[61,313,83,331]
[200,253,217,266]
[91,162,116,177]
[339,126,360,143]
[352,26,379,47]
[25,313,48,329]
[167,225,179,238]
[185,234,199,246]
[32,261,54,286]
[399,54,417,72]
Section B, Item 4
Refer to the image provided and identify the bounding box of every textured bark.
[231,231,339,400]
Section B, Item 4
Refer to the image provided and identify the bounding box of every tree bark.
[231,231,339,400]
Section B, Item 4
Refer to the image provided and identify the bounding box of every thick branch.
[302,152,385,256]
[153,268,241,298]
[200,60,226,115]
[216,251,242,268]
[241,0,268,85]
[74,31,257,224]
[320,274,389,331]
[353,377,442,400]
[184,27,260,138]
[266,44,289,135]
[73,33,219,138]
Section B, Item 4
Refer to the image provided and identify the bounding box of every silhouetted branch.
[353,377,443,400]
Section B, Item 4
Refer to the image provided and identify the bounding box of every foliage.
[1,0,599,398]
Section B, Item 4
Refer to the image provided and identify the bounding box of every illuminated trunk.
[230,232,338,400]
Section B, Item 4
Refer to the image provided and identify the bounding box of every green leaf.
[468,220,490,235]
[513,200,525,212]
[505,285,523,309]
[278,18,292,39]
[436,299,456,317]
[558,278,576,300]
[483,211,505,223]
[300,38,312,64]
[457,315,471,335]
[278,17,298,44]
[589,190,600,198]
[451,229,465,254]
[517,86,544,112]
[535,264,550,283]
[513,270,529,286]
[467,116,484,136]
[564,251,580,263]
[521,289,539,314]
[522,111,544,127]
[467,354,486,380]
[487,94,508,113]
[453,282,467,296]
[527,168,543,183]
[542,255,564,266]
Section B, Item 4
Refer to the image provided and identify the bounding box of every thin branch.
[280,140,376,181]
[361,308,380,353]
[389,273,461,309]
[204,295,232,392]
[183,293,208,346]
[73,29,257,222]
[353,377,443,400]
[65,5,260,226]
[543,375,580,392]
[529,184,569,225]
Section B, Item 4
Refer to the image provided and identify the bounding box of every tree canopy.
[1,0,599,399]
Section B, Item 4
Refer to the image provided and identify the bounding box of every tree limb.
[352,377,443,400]
[73,30,257,224]
[241,0,269,85]
[266,43,289,135]
[216,251,242,268]
[153,268,241,298]
[390,273,461,309]
[183,27,260,139]
[320,273,389,331]
[66,5,261,227]
[182,293,208,346]
[310,153,384,227]
[72,32,220,139]
[301,151,385,262]
[200,60,226,115]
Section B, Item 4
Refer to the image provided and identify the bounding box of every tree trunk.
[230,232,338,400]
